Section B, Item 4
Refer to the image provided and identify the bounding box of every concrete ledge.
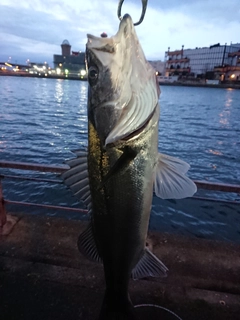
[0,212,239,319]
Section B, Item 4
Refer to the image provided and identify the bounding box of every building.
[165,43,240,81]
[53,40,86,78]
[28,62,50,74]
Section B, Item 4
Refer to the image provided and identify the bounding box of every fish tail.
[98,291,138,320]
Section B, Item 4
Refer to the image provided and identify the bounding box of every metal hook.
[117,0,148,26]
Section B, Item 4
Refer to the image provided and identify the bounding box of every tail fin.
[98,291,138,320]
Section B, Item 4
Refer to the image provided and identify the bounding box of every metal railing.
[0,160,88,231]
[0,160,240,231]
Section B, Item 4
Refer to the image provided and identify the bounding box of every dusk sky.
[0,0,239,67]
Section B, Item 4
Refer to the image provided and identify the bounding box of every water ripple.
[1,77,240,243]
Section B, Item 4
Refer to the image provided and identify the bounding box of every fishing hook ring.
[117,0,148,26]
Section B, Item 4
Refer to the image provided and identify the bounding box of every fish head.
[86,14,160,146]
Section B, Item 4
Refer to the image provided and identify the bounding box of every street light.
[80,69,86,76]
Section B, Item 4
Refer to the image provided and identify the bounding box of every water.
[0,76,240,243]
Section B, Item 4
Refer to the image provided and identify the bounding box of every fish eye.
[88,66,98,83]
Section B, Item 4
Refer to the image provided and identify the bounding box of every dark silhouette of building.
[61,39,71,56]
[53,39,86,77]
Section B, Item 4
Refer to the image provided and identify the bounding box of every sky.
[0,0,239,67]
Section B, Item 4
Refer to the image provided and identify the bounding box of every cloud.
[0,0,239,65]
[0,32,59,64]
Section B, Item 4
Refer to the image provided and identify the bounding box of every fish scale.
[88,104,161,318]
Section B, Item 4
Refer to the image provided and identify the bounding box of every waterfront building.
[53,40,86,78]
[27,62,52,76]
[165,43,240,81]
[28,62,49,70]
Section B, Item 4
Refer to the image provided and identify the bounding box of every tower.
[61,39,71,56]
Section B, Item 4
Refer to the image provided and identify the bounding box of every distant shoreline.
[1,72,240,89]
[159,81,240,89]
[0,71,87,81]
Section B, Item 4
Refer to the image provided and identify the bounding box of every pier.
[1,213,240,319]
[0,161,240,319]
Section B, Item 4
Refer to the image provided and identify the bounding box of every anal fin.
[131,248,168,280]
[77,223,102,263]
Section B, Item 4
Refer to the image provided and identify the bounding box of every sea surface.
[0,76,240,243]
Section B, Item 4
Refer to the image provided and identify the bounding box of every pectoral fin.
[154,153,197,199]
[99,146,137,188]
[131,248,168,280]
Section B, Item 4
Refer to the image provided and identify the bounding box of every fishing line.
[134,303,183,320]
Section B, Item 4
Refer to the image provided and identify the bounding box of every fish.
[62,14,197,320]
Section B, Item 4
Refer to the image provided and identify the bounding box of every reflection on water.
[80,81,87,96]
[207,149,223,156]
[55,80,64,104]
[219,88,235,127]
[225,94,233,108]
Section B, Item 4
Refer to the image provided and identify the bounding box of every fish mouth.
[118,13,134,34]
[87,14,134,41]
[86,14,135,62]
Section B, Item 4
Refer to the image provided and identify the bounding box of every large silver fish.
[62,14,196,320]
